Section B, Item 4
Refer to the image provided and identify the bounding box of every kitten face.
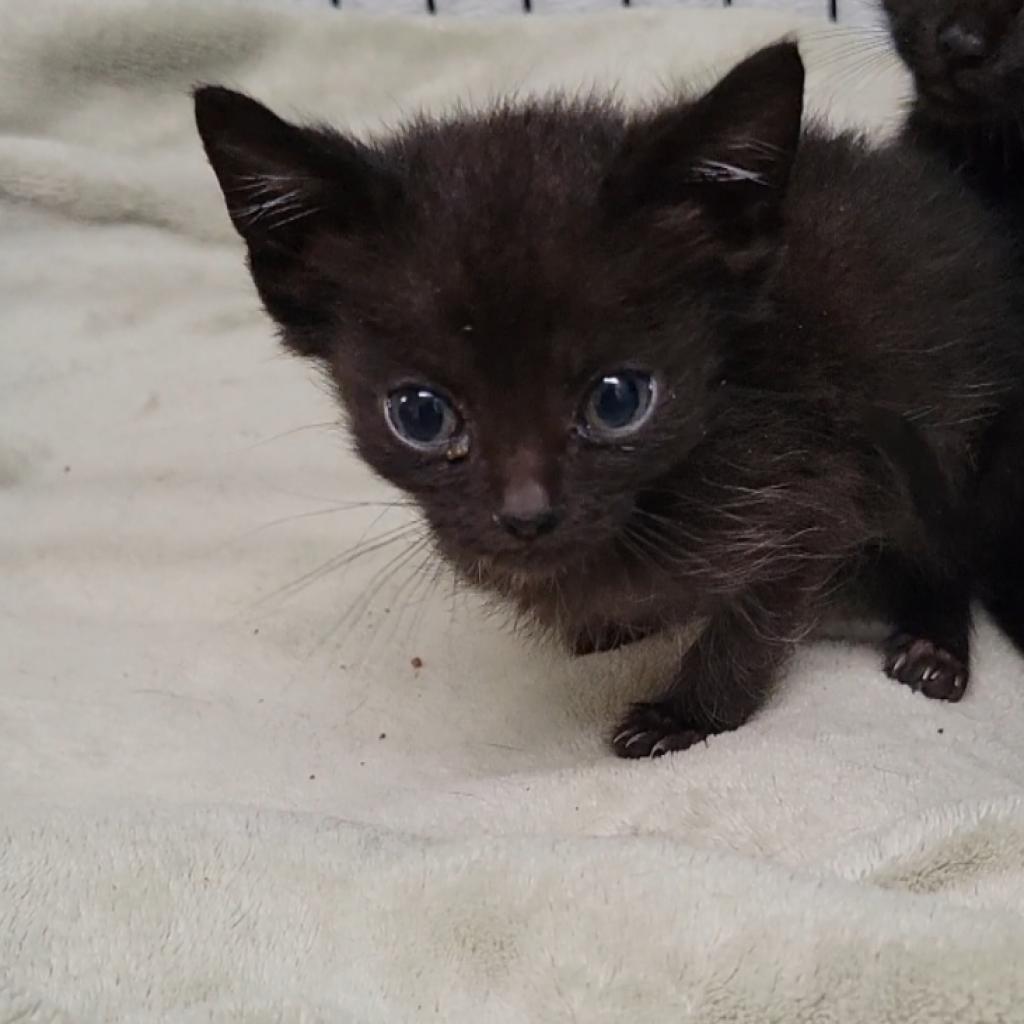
[320,207,720,579]
[195,44,803,584]
[882,0,1024,123]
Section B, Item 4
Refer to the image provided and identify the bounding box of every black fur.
[195,42,1024,758]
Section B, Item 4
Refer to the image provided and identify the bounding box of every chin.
[441,534,605,589]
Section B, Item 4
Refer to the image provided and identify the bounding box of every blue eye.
[385,386,460,450]
[583,371,656,439]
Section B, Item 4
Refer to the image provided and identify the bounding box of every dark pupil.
[398,390,446,443]
[594,375,640,429]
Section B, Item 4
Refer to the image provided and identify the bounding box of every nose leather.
[496,509,559,540]
[496,479,560,539]
[937,18,990,64]
[494,449,562,540]
[501,478,549,522]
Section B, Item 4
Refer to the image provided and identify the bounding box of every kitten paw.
[612,702,708,759]
[884,634,968,702]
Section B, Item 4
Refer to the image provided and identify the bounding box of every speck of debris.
[257,699,264,704]
[379,732,387,741]
[253,628,260,635]
[411,656,423,669]
[63,465,71,473]
[308,774,316,780]
[359,761,366,767]
[938,728,945,735]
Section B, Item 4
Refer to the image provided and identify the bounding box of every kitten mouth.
[918,78,997,122]
[480,547,577,576]
[467,541,592,584]
[920,63,1017,119]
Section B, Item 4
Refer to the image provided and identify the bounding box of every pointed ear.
[603,41,805,232]
[194,87,403,357]
[193,85,400,252]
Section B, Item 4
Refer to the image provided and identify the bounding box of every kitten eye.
[385,386,460,450]
[582,371,657,439]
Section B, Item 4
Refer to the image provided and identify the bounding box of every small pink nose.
[495,480,561,540]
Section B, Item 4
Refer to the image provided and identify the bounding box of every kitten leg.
[613,589,809,759]
[571,622,654,657]
[880,555,972,702]
[973,407,1024,662]
[860,402,972,699]
[980,532,1024,658]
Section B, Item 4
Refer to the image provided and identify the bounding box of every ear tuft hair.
[193,85,401,250]
[603,41,805,232]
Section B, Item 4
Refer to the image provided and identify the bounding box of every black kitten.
[195,43,1024,758]
[881,0,1024,227]
[882,0,1024,658]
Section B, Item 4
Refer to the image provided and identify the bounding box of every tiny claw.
[625,731,654,750]
[884,634,970,702]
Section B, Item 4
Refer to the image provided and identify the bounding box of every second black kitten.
[881,0,1024,228]
[881,0,1024,659]
[195,43,1024,758]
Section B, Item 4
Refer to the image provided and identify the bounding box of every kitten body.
[195,44,1024,757]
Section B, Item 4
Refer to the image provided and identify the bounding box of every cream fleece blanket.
[4,3,1024,1021]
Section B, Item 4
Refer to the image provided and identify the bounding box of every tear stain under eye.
[446,435,471,461]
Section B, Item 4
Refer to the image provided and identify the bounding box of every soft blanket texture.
[4,3,1024,1021]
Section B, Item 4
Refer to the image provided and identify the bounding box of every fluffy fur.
[195,42,1024,758]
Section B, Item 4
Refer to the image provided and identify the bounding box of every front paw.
[884,634,968,702]
[612,702,708,759]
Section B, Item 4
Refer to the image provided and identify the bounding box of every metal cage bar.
[327,1,849,22]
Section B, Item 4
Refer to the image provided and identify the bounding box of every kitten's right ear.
[193,85,399,252]
[194,87,402,358]
[603,41,805,235]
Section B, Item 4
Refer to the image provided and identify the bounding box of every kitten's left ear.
[603,41,805,232]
